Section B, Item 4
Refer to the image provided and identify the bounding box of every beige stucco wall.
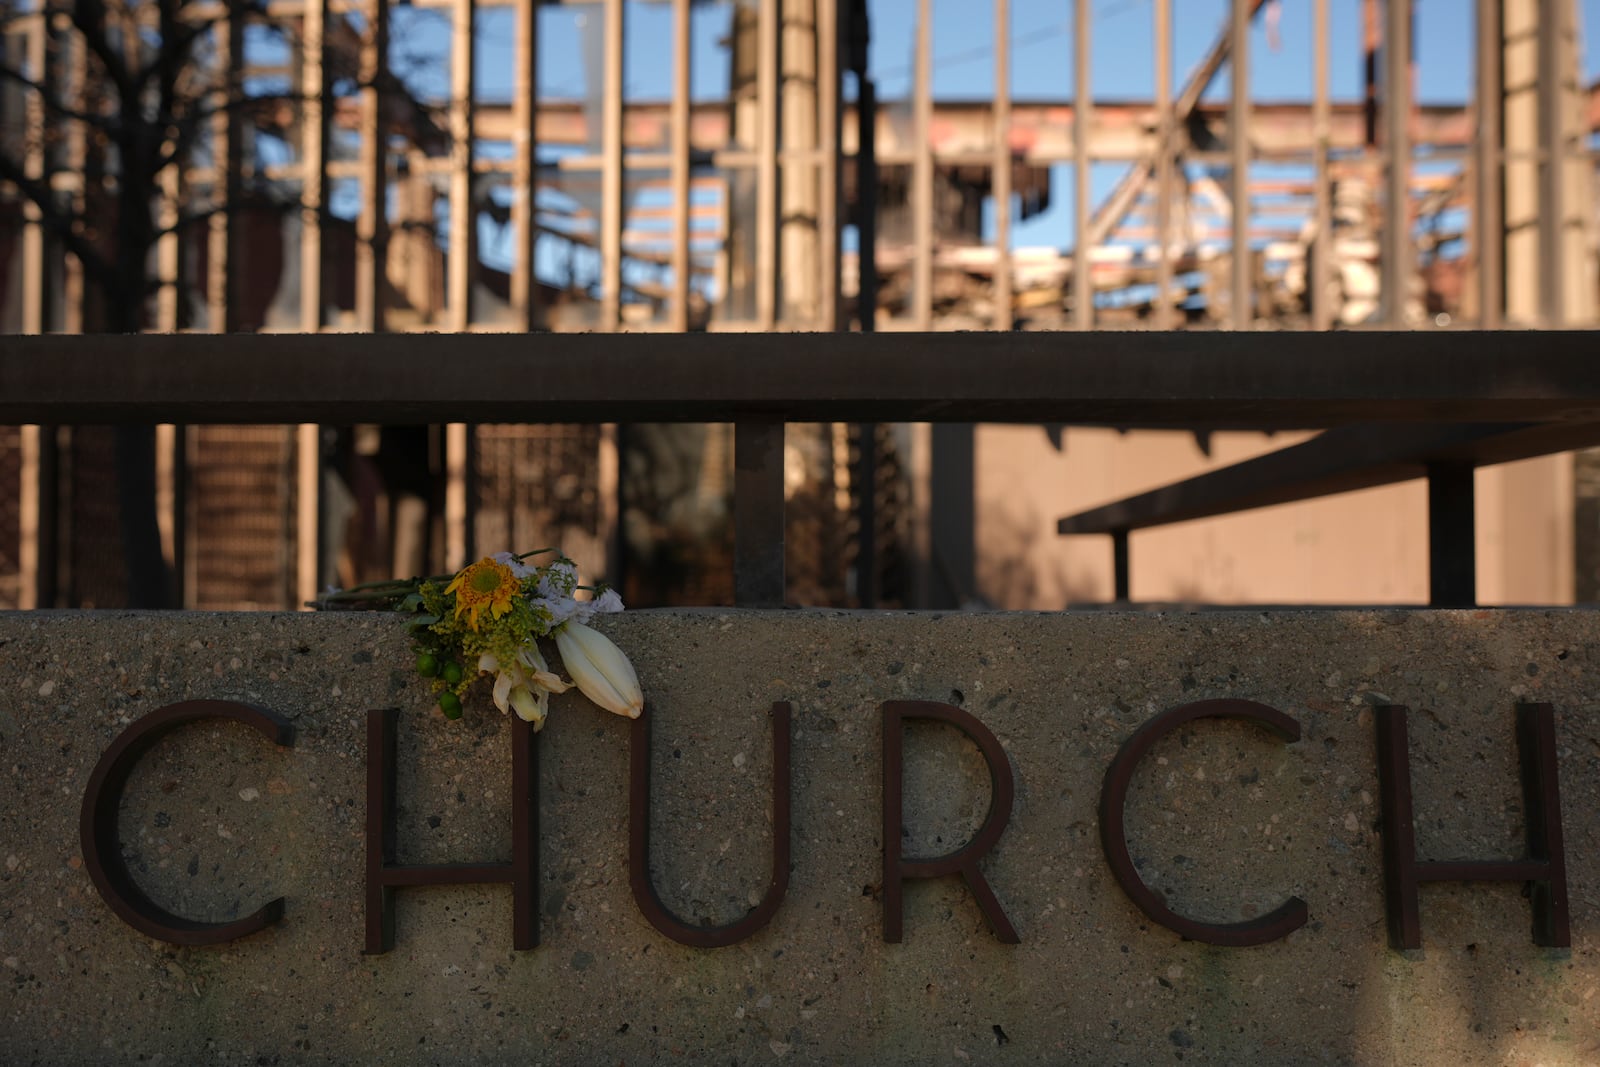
[978,426,1574,608]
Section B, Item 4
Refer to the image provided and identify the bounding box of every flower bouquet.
[316,549,642,728]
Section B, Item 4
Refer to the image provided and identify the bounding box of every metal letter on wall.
[80,700,295,946]
[629,703,792,947]
[881,700,1019,944]
[365,709,539,954]
[1375,704,1570,950]
[1099,699,1308,947]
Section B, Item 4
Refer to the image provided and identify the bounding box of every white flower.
[478,647,571,730]
[537,559,579,598]
[536,595,584,627]
[589,588,624,614]
[554,621,643,719]
[490,551,538,579]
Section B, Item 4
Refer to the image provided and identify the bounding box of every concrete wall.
[2,608,1599,1064]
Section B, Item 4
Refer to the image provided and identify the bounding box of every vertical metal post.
[734,420,786,607]
[1311,0,1332,331]
[448,0,477,331]
[670,0,692,332]
[1381,0,1412,327]
[1152,0,1172,330]
[818,0,841,330]
[857,74,878,331]
[912,0,933,329]
[445,423,470,573]
[17,426,38,609]
[302,0,329,332]
[992,0,1012,331]
[757,0,779,329]
[58,15,84,334]
[296,424,321,610]
[35,426,61,608]
[1112,529,1130,602]
[601,0,624,330]
[1536,0,1565,327]
[357,0,391,333]
[1427,463,1476,608]
[208,10,245,333]
[854,422,878,606]
[20,12,48,335]
[1073,0,1093,330]
[1229,0,1251,330]
[156,164,182,330]
[511,0,540,330]
[1474,0,1501,328]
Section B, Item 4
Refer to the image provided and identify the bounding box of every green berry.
[442,661,464,685]
[416,653,439,678]
[438,692,463,719]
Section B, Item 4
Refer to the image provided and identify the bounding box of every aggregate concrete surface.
[2,608,1598,1065]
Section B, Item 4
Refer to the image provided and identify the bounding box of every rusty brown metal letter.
[1375,703,1570,950]
[365,708,539,954]
[881,700,1019,944]
[80,700,295,946]
[629,702,792,947]
[1099,699,1308,947]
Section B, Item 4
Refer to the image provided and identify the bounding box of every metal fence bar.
[1230,0,1251,329]
[1311,0,1332,331]
[1073,0,1092,330]
[449,0,476,331]
[1152,0,1172,330]
[357,0,390,333]
[301,0,329,332]
[1382,0,1412,327]
[912,0,933,329]
[1537,0,1565,327]
[992,0,1012,332]
[208,9,245,333]
[511,0,540,330]
[670,0,691,332]
[601,0,624,330]
[8,332,1600,427]
[734,419,785,606]
[20,13,48,336]
[1474,0,1501,328]
[818,0,840,330]
[757,0,779,329]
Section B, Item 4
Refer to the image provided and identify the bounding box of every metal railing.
[6,329,1600,607]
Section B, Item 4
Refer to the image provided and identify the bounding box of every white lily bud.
[554,621,644,719]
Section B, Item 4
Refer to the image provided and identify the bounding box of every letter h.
[1375,704,1569,950]
[365,709,538,954]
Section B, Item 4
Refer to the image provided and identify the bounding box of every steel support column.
[1427,462,1476,608]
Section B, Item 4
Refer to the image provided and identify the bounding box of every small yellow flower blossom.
[445,557,518,631]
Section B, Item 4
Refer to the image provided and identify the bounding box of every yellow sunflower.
[445,557,519,631]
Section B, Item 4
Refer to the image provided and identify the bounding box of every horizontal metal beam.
[6,333,1600,428]
[1057,420,1600,536]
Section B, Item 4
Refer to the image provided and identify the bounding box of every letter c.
[1099,699,1306,947]
[80,700,294,945]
